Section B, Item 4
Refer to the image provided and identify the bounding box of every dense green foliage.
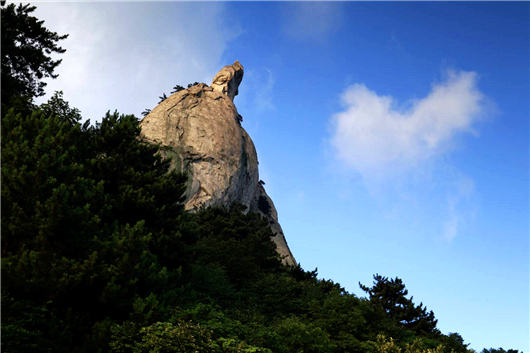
[1,4,518,353]
[0,94,477,353]
[360,275,439,338]
[481,349,522,353]
[1,97,193,351]
[1,0,67,104]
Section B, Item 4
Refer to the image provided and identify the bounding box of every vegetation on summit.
[0,2,523,353]
[142,82,200,117]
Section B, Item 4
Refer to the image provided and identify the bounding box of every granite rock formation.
[210,60,244,101]
[139,61,295,265]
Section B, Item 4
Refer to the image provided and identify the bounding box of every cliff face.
[139,61,295,265]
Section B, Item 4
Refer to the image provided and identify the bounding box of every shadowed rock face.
[139,61,295,265]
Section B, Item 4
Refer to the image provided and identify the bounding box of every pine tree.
[1,1,68,104]
[171,85,185,94]
[481,349,521,353]
[1,97,191,351]
[141,108,151,117]
[360,274,439,336]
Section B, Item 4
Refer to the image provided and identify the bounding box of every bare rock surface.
[210,60,244,101]
[140,61,295,265]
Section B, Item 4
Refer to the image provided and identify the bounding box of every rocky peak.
[210,60,244,101]
[139,61,295,265]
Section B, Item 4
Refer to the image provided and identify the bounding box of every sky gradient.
[30,2,529,351]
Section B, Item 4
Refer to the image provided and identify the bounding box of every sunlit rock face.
[140,61,295,265]
[210,60,244,102]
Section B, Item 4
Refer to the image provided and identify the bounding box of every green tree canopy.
[1,96,191,351]
[1,0,68,104]
[360,274,439,336]
[481,349,521,353]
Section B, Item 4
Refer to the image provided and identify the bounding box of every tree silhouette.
[360,274,439,335]
[1,1,68,103]
[171,85,185,94]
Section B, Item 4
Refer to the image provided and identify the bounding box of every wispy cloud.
[34,2,241,122]
[330,69,486,177]
[282,2,343,44]
[253,68,276,112]
[442,174,477,242]
[239,67,276,115]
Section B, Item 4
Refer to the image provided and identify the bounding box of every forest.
[0,2,521,353]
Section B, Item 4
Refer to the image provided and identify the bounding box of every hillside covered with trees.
[0,2,522,353]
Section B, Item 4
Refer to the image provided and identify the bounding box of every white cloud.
[33,2,241,122]
[330,70,485,177]
[282,2,343,43]
[329,70,488,241]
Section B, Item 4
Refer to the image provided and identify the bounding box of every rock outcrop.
[210,60,244,101]
[139,61,295,265]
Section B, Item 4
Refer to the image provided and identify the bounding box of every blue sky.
[31,1,528,351]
